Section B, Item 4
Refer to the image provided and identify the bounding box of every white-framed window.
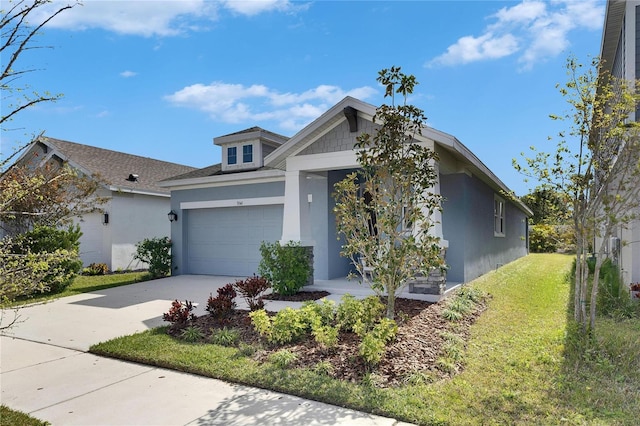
[227,147,237,165]
[243,144,253,163]
[494,195,505,237]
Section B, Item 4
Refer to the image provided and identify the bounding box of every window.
[243,144,253,163]
[402,204,413,232]
[494,196,505,237]
[227,147,237,165]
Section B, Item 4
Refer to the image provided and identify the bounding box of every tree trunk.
[589,255,603,331]
[386,292,396,320]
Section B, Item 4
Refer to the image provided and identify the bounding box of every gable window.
[243,144,253,163]
[494,195,505,237]
[227,147,237,165]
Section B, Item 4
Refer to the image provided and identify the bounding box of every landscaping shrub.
[529,224,559,253]
[134,236,171,278]
[13,225,83,293]
[180,325,204,343]
[359,318,398,367]
[258,241,310,296]
[209,327,240,346]
[337,294,384,335]
[163,300,196,325]
[234,275,270,311]
[83,262,109,276]
[597,259,637,319]
[206,284,237,322]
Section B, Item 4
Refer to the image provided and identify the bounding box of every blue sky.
[1,0,605,195]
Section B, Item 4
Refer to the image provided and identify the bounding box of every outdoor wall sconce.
[102,212,109,225]
[168,210,178,222]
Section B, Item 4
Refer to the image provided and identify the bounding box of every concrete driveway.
[1,275,414,425]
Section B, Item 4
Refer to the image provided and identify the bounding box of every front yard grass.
[90,254,640,425]
[8,271,150,307]
[0,405,48,426]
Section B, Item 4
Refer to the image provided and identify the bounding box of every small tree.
[333,67,444,320]
[514,56,640,332]
[0,148,105,236]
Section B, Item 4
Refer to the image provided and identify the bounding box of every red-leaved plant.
[234,275,270,311]
[206,284,237,322]
[163,300,196,325]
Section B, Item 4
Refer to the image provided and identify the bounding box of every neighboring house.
[161,97,532,291]
[599,0,640,285]
[4,136,196,270]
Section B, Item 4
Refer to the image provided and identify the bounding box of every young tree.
[0,148,104,236]
[333,67,445,320]
[514,56,640,332]
[1,0,78,128]
[1,0,82,329]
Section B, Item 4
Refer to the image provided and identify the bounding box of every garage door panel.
[186,205,283,276]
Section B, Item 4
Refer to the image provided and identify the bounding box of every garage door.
[186,205,283,276]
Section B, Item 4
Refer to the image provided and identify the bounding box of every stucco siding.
[441,173,528,283]
[109,192,170,271]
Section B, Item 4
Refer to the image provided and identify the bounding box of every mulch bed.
[167,292,487,387]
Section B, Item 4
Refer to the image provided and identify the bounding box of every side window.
[228,147,237,165]
[494,195,505,237]
[243,144,253,163]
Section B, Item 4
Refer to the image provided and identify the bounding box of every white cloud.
[120,70,137,78]
[220,0,294,16]
[427,0,604,70]
[430,33,519,66]
[30,0,298,37]
[165,81,376,131]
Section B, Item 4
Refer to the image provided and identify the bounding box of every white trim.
[109,186,170,198]
[181,196,284,210]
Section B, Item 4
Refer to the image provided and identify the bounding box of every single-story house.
[4,136,196,270]
[161,97,532,290]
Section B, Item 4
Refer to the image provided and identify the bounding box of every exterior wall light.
[168,210,178,222]
[102,212,109,225]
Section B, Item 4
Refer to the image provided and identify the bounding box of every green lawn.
[90,254,640,425]
[8,271,150,307]
[0,405,49,426]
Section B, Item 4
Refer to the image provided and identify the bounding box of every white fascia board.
[181,196,285,210]
[108,186,170,198]
[159,168,285,190]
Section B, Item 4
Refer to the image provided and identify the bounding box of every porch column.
[416,160,447,246]
[281,170,313,245]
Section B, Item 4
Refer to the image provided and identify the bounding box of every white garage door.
[186,205,283,276]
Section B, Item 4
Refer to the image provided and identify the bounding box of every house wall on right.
[441,173,529,283]
[599,0,640,285]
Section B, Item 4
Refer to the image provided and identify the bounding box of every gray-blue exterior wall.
[441,173,528,283]
[169,181,285,276]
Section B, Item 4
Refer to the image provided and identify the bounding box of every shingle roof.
[40,137,197,195]
[165,163,223,181]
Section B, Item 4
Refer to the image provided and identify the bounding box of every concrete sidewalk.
[1,275,414,425]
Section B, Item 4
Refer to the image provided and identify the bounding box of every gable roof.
[33,136,197,196]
